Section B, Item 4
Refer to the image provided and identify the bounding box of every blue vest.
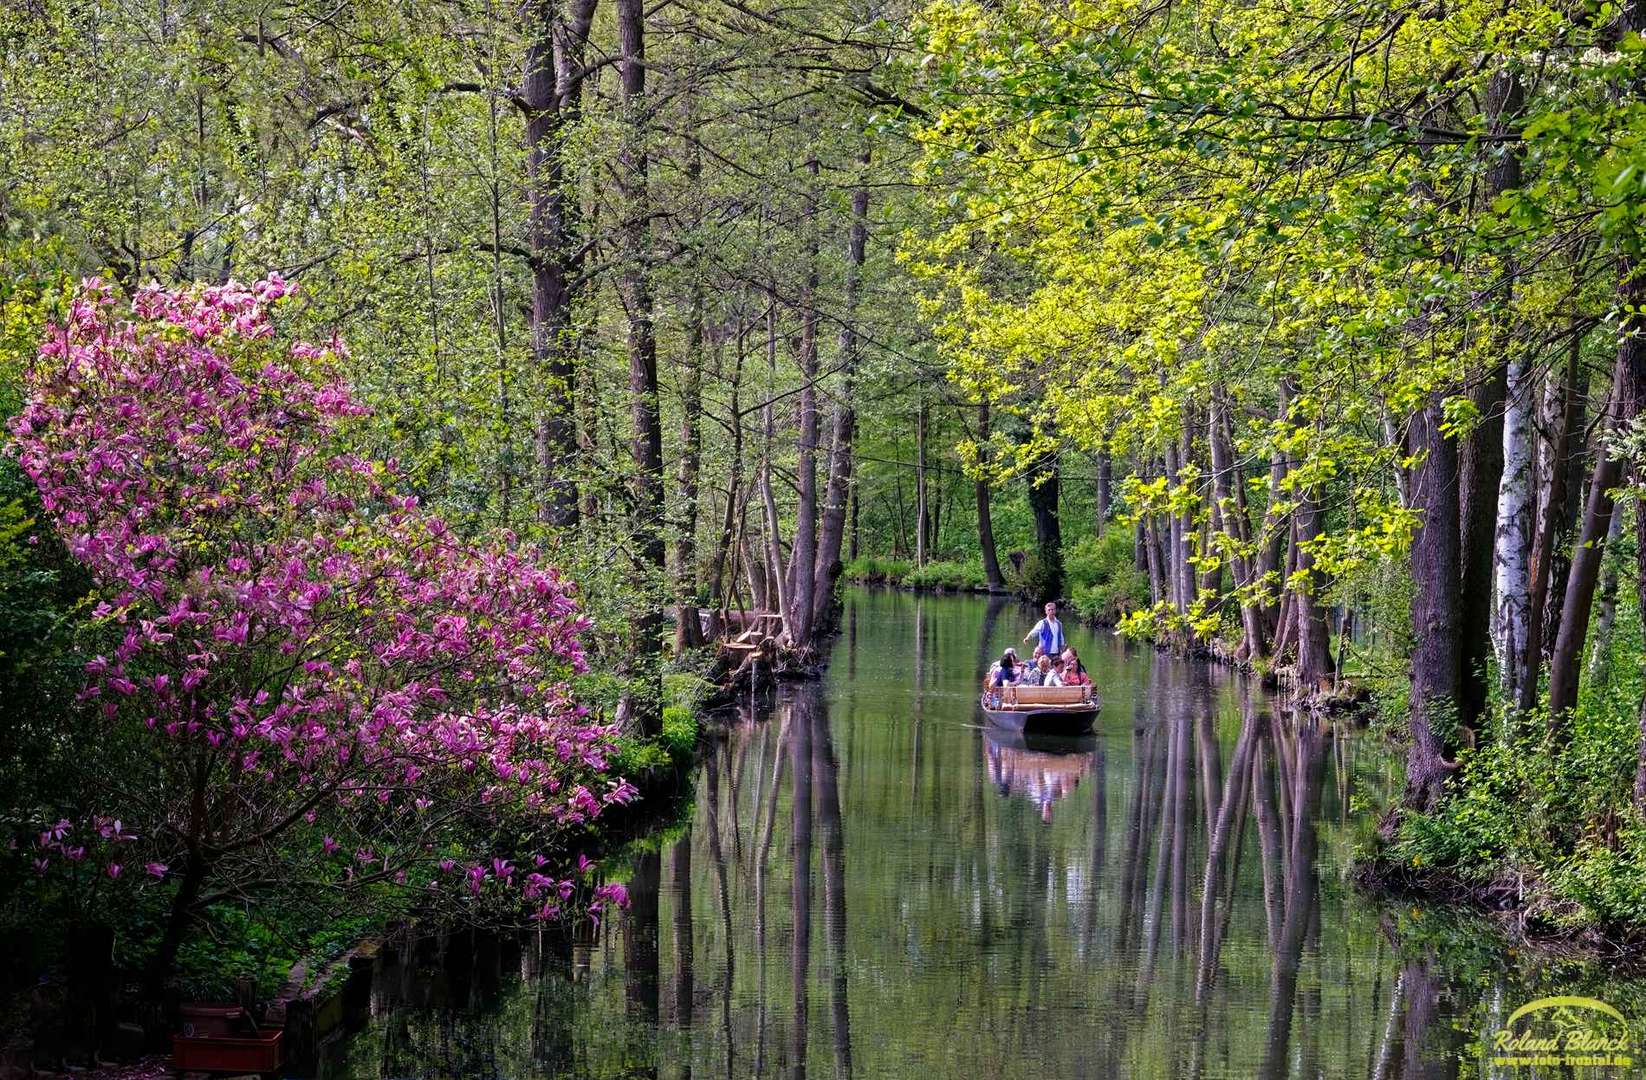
[1036,617,1066,656]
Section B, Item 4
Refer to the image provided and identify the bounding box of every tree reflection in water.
[326,591,1631,1080]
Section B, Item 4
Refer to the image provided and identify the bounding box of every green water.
[328,589,1646,1079]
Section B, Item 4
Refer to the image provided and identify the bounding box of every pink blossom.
[9,278,628,921]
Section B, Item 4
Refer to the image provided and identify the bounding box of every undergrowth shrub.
[903,559,987,590]
[1065,531,1148,621]
[842,556,912,584]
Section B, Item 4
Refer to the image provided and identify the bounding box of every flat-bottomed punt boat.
[980,685,1100,736]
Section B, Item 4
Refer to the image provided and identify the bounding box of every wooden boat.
[980,684,1100,735]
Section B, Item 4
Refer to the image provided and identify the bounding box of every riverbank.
[1355,858,1646,972]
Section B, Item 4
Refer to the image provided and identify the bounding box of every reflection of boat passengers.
[1024,601,1067,658]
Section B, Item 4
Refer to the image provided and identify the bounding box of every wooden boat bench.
[1000,686,1093,707]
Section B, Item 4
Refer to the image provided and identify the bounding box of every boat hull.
[980,698,1100,736]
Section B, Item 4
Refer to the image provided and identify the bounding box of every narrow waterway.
[324,589,1645,1079]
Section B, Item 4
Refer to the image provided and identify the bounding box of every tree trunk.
[784,158,822,647]
[1211,391,1265,662]
[1405,400,1461,813]
[810,154,869,640]
[1457,59,1522,725]
[1519,325,1586,714]
[1457,365,1506,735]
[525,0,597,526]
[1543,340,1591,665]
[976,400,1005,588]
[1096,448,1113,537]
[673,207,706,653]
[1145,512,1166,608]
[1164,437,1186,613]
[915,397,929,568]
[1027,445,1063,600]
[1255,386,1294,643]
[615,0,663,737]
[1491,344,1534,711]
[1587,511,1623,681]
[1292,485,1333,694]
[1485,64,1528,714]
[1547,360,1629,721]
[1176,418,1198,614]
[705,338,747,638]
[849,486,860,561]
[148,755,211,989]
[757,289,793,628]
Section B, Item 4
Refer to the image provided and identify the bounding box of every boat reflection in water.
[983,729,1096,823]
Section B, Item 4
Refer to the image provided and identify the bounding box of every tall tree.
[812,152,870,638]
[1405,400,1462,812]
[615,0,664,736]
[525,0,598,526]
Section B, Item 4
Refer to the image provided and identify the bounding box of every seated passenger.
[1059,648,1091,688]
[1022,655,1054,686]
[988,649,1021,692]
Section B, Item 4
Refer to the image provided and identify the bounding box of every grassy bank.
[841,531,1149,623]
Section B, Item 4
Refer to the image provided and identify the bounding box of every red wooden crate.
[171,1027,283,1074]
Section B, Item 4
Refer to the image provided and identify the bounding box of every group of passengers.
[988,646,1090,690]
[985,602,1091,692]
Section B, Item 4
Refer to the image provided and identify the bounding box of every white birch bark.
[1491,350,1534,706]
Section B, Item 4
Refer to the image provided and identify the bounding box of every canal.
[323,588,1645,1078]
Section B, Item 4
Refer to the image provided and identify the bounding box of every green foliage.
[1556,821,1646,929]
[0,455,93,844]
[843,556,914,584]
[1014,543,1063,604]
[1064,531,1149,623]
[611,704,700,777]
[167,893,417,1000]
[903,558,988,590]
[661,706,698,762]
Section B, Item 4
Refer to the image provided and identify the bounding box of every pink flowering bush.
[8,277,634,981]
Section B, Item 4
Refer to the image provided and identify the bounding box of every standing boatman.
[1024,601,1066,658]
